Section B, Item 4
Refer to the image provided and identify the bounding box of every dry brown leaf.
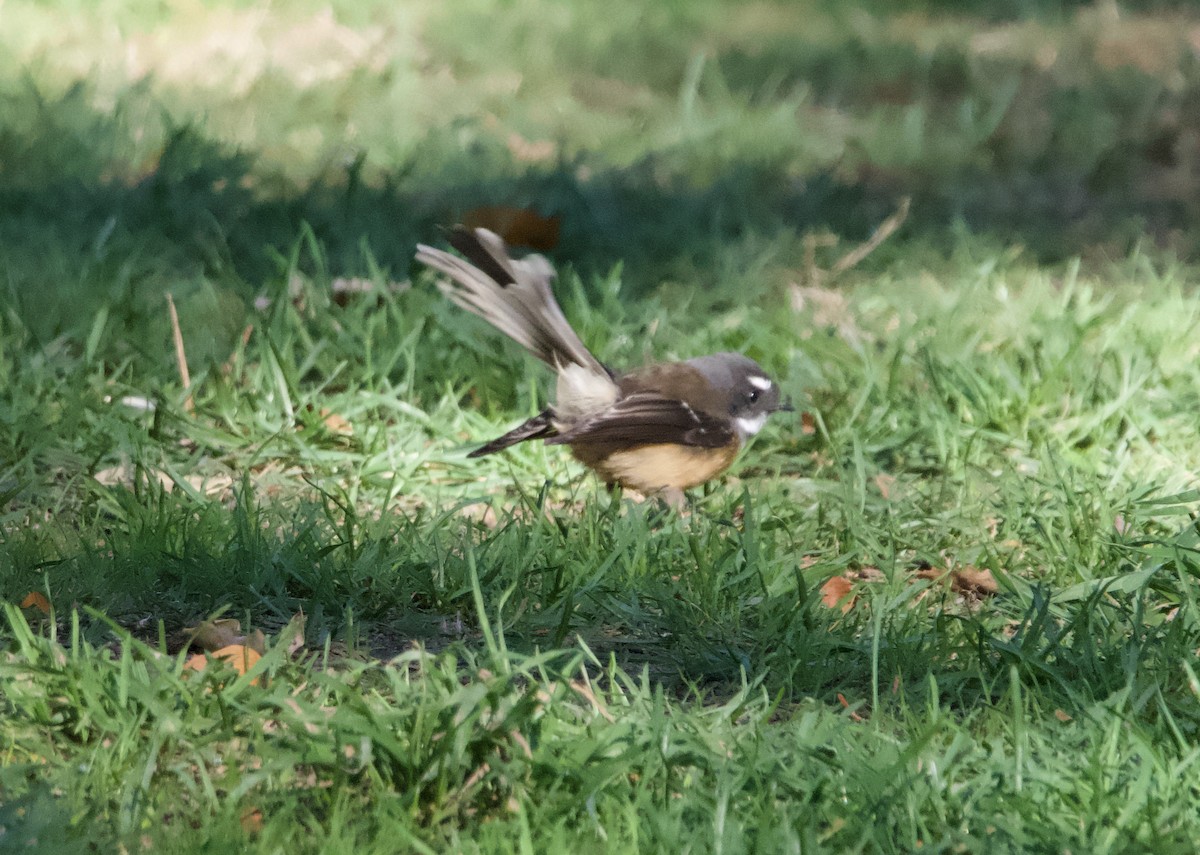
[460,502,500,529]
[913,564,999,601]
[570,679,615,723]
[462,206,561,250]
[950,567,999,597]
[245,629,267,655]
[320,409,353,436]
[1054,709,1073,723]
[20,591,51,614]
[183,473,236,497]
[240,806,264,834]
[185,618,244,651]
[800,411,817,436]
[820,576,855,613]
[94,464,175,491]
[914,566,942,583]
[282,610,307,656]
[850,566,886,583]
[873,473,896,500]
[505,132,557,163]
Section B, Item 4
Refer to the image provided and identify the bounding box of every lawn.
[3,0,1200,851]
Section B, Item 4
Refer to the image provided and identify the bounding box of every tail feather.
[416,227,610,379]
[467,410,558,457]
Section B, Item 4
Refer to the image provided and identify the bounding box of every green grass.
[4,0,1200,852]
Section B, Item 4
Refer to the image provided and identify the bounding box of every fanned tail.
[416,226,610,379]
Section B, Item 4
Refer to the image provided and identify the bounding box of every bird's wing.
[546,393,733,448]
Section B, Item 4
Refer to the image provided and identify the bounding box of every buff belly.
[570,442,740,493]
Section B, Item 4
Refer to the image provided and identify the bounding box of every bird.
[415,226,791,506]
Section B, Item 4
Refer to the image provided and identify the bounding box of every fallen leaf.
[462,206,561,250]
[320,409,353,435]
[185,618,244,651]
[1054,709,1073,723]
[183,472,236,498]
[505,132,557,163]
[820,576,855,612]
[570,679,615,723]
[873,473,896,500]
[240,806,264,834]
[185,644,262,683]
[850,565,885,583]
[281,610,307,656]
[836,692,865,722]
[800,412,817,435]
[245,629,267,655]
[20,591,51,614]
[914,566,942,583]
[94,464,175,491]
[950,567,999,597]
[913,565,998,599]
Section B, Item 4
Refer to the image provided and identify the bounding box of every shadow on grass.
[4,55,1199,350]
[0,78,883,341]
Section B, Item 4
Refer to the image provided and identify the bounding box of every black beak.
[775,399,795,413]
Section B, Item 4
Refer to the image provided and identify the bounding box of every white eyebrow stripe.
[747,375,772,391]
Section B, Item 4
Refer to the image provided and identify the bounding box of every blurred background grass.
[4,0,1200,348]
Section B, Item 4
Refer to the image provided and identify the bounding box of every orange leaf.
[462,206,561,250]
[820,575,855,612]
[20,591,51,614]
[837,692,865,722]
[211,644,261,677]
[184,644,262,685]
[240,806,264,834]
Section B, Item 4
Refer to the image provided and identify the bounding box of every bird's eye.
[748,390,759,404]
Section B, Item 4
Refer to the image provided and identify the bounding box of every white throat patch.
[735,412,768,439]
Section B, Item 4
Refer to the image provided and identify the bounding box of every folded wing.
[545,393,733,448]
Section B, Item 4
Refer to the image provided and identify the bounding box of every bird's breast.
[571,441,740,492]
